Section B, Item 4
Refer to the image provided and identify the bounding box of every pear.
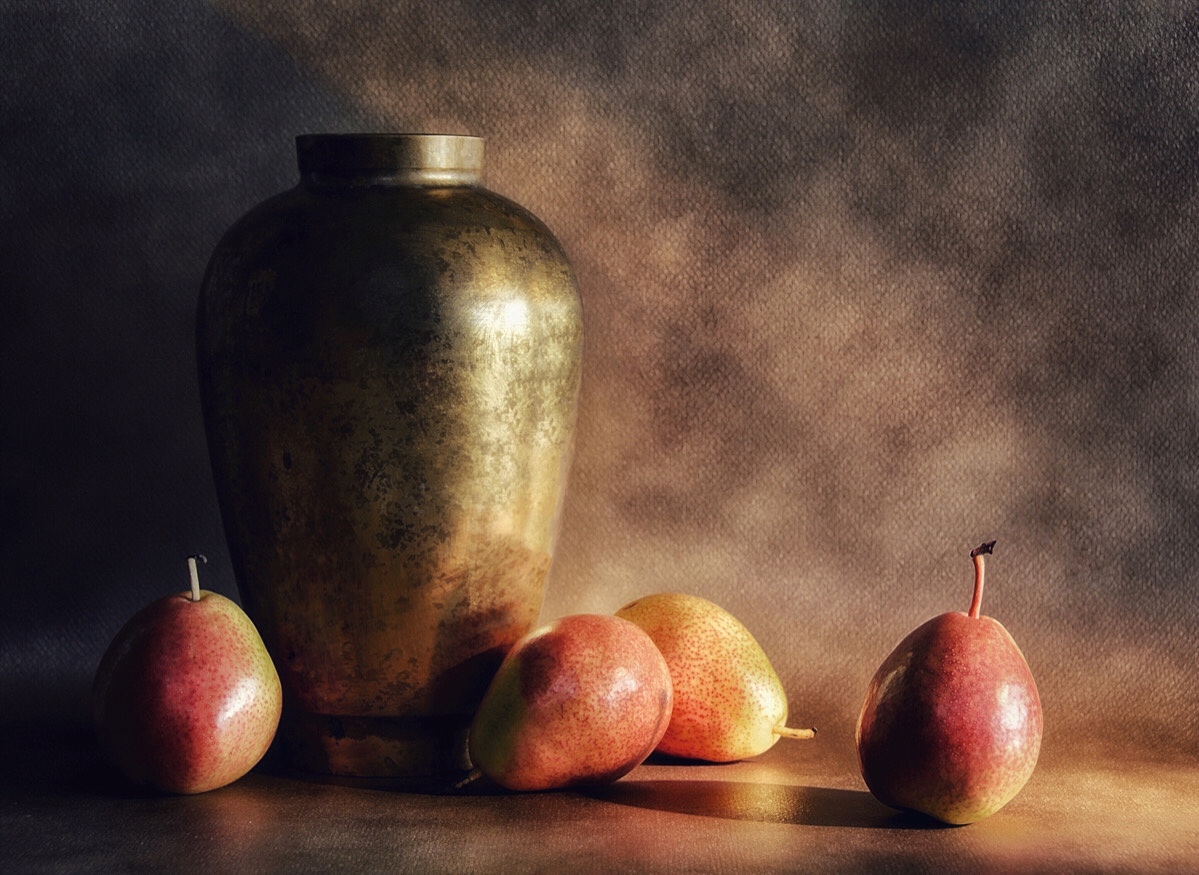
[856,541,1043,825]
[92,556,283,794]
[615,592,814,762]
[468,613,673,791]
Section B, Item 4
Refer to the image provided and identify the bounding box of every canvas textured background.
[3,0,1197,774]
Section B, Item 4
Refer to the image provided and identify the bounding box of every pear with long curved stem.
[855,541,1042,825]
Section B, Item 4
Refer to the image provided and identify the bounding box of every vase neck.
[296,134,484,187]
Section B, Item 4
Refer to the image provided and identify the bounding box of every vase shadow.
[581,779,953,830]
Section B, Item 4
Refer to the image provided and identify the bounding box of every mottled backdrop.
[3,1,1197,768]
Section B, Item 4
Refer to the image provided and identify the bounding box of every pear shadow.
[581,779,955,830]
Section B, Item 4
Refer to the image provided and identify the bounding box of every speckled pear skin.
[467,614,673,791]
[855,611,1043,825]
[615,592,790,762]
[92,590,283,794]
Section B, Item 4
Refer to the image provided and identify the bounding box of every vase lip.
[296,133,484,186]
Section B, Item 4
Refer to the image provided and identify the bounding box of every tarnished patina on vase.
[196,134,583,784]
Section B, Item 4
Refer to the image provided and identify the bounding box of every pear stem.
[187,554,207,602]
[773,725,817,740]
[968,541,995,619]
[454,768,483,791]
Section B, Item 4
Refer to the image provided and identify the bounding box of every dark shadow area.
[582,779,953,830]
[0,0,379,697]
[643,750,747,767]
[0,714,124,799]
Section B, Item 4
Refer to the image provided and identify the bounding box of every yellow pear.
[615,592,814,762]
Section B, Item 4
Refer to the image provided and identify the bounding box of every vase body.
[196,134,583,786]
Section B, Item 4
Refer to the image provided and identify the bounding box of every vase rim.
[296,134,484,185]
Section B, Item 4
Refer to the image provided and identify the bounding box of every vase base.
[269,710,474,791]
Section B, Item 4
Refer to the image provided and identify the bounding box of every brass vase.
[196,134,583,786]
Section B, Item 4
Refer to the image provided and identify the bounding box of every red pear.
[92,556,282,794]
[468,614,673,791]
[856,541,1042,824]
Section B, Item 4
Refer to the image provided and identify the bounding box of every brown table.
[4,709,1195,873]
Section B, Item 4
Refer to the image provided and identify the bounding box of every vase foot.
[269,710,474,791]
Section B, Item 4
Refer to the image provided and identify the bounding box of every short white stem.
[187,554,207,602]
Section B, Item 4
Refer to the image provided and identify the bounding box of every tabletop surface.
[3,709,1195,875]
